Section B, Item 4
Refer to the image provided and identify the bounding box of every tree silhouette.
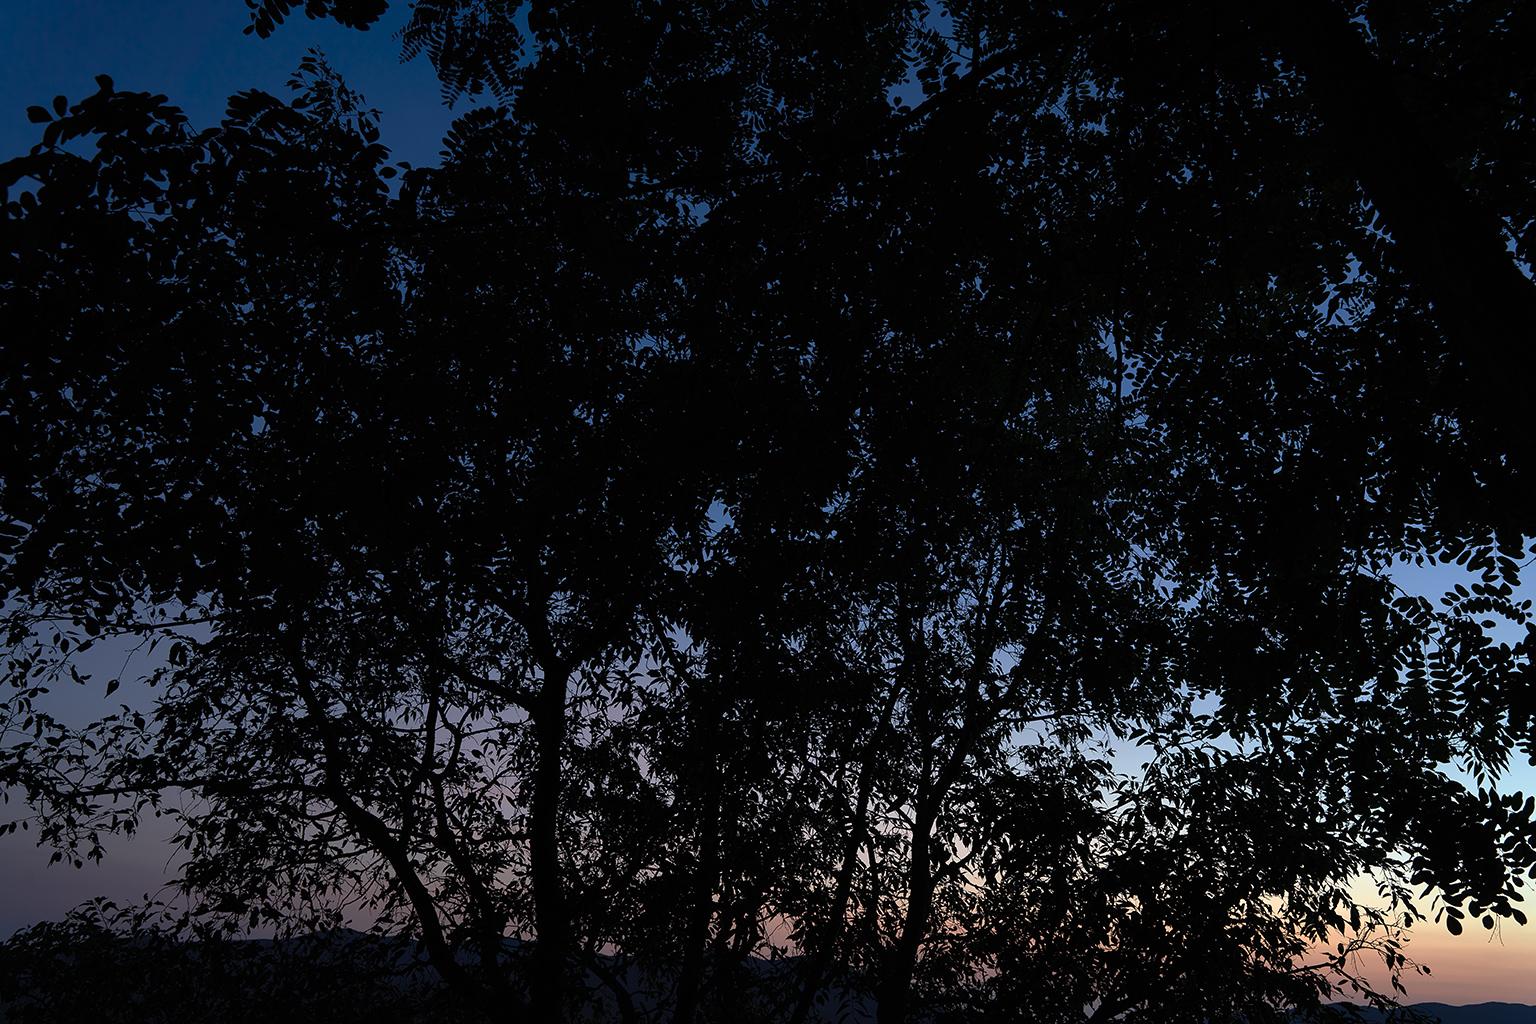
[4,3,1536,1023]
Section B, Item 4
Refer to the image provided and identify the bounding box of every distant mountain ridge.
[1325,1004,1536,1024]
[5,924,1532,1023]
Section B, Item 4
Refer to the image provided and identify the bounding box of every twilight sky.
[0,0,469,169]
[1,1,1533,1005]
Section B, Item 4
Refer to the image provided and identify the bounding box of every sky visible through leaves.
[1,0,1533,1007]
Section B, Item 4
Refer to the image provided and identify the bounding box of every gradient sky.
[2,1,1534,1005]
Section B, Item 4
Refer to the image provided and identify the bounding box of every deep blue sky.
[0,0,471,169]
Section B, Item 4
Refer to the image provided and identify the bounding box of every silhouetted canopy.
[3,3,1534,1022]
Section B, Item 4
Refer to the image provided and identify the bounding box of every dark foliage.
[3,3,1535,1022]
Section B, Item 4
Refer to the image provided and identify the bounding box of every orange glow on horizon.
[1388,919,1536,1005]
[1335,877,1536,1005]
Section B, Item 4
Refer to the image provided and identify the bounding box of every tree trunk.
[789,683,902,1024]
[875,796,938,1024]
[288,648,489,1011]
[671,783,720,1024]
[529,668,572,1023]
